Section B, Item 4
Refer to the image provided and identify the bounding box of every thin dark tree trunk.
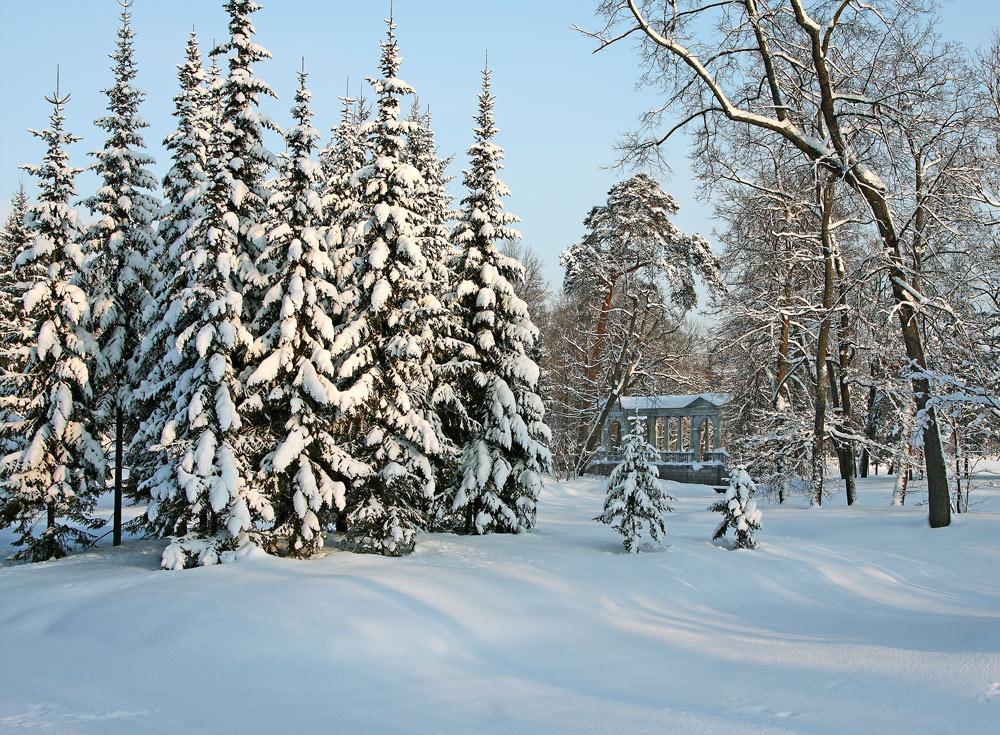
[833,254,857,505]
[113,405,123,546]
[858,383,878,478]
[775,277,792,504]
[46,501,56,559]
[812,182,836,506]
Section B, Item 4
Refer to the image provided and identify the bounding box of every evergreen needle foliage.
[710,466,762,550]
[595,419,674,553]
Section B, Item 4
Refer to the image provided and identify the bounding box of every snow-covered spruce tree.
[212,0,279,477]
[320,85,370,224]
[246,68,370,558]
[709,465,762,550]
[400,98,468,499]
[141,72,273,570]
[0,82,106,561]
[438,63,551,534]
[129,29,212,528]
[337,18,453,555]
[594,418,674,552]
[83,0,161,546]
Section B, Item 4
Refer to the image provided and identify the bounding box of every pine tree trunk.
[46,501,56,559]
[776,454,789,504]
[580,279,619,451]
[575,332,639,476]
[113,405,123,546]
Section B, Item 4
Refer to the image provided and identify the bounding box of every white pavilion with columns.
[596,394,730,483]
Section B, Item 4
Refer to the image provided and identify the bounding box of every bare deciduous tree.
[580,0,979,526]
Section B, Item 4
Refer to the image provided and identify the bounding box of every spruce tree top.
[213,0,278,217]
[451,62,538,363]
[351,16,439,316]
[279,68,322,220]
[161,29,209,227]
[19,77,84,273]
[454,63,522,249]
[85,1,159,227]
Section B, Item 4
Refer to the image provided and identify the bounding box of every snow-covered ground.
[1,470,998,734]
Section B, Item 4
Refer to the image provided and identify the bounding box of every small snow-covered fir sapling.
[595,419,674,553]
[710,466,762,550]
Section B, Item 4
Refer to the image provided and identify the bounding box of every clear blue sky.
[0,1,995,295]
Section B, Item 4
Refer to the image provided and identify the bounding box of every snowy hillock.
[0,472,998,734]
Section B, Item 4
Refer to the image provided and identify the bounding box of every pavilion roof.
[618,394,729,411]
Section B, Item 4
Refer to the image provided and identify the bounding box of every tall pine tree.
[213,0,279,481]
[246,67,369,558]
[144,111,274,569]
[83,0,161,546]
[337,17,451,555]
[142,0,279,569]
[440,62,551,534]
[0,78,105,561]
[130,28,211,526]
